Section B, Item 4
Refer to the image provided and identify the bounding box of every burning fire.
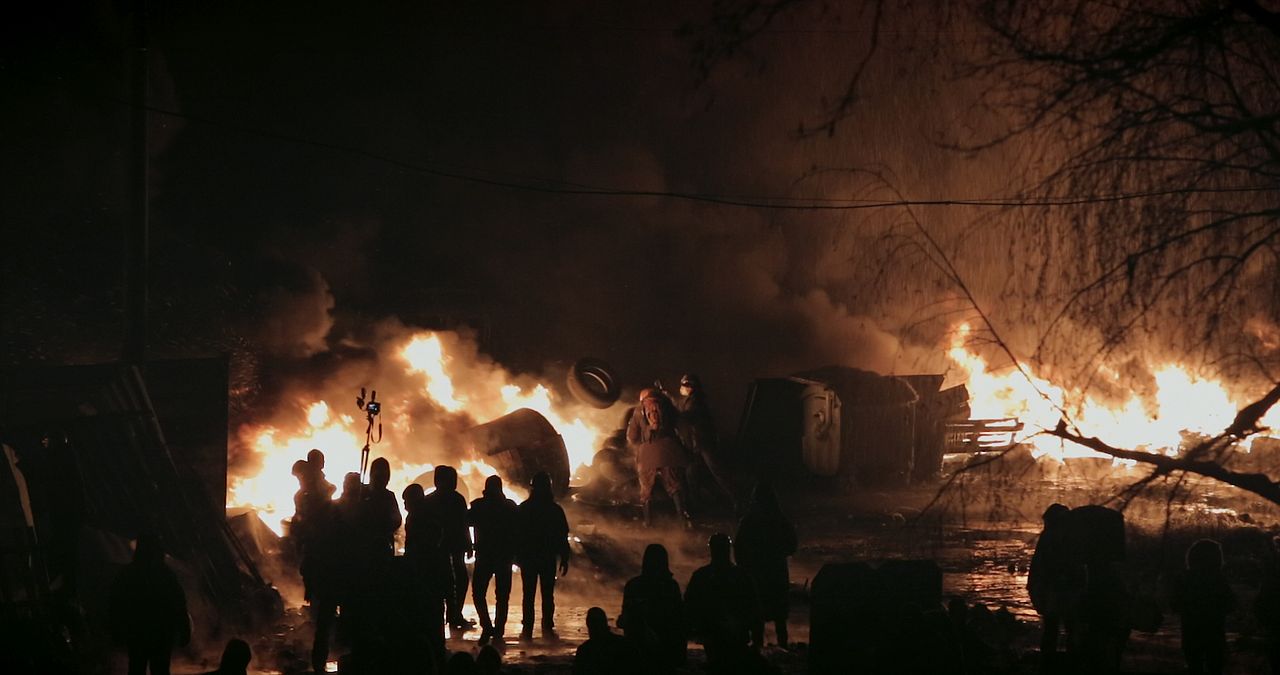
[228,330,613,535]
[947,323,1280,461]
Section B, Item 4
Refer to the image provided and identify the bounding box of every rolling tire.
[567,358,621,409]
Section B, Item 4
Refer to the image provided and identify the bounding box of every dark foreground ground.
[151,461,1280,674]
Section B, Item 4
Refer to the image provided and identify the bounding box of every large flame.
[948,323,1280,461]
[228,330,613,535]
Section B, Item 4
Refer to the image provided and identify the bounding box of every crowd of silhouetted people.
[107,447,1280,675]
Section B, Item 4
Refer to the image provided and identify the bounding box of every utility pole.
[124,0,149,364]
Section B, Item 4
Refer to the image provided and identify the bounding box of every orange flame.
[228,330,612,535]
[948,323,1280,461]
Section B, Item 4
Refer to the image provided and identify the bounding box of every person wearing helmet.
[627,387,693,528]
[678,374,738,513]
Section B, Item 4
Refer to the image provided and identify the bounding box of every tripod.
[356,387,382,479]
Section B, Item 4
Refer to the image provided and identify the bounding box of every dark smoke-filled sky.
[6,1,1274,430]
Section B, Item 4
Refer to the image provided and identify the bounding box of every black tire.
[567,357,621,409]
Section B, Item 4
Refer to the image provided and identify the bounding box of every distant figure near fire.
[628,388,692,528]
[469,474,520,644]
[517,471,571,640]
[678,373,737,512]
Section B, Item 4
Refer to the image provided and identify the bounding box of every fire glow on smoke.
[228,331,611,535]
[947,323,1280,461]
[229,323,1280,535]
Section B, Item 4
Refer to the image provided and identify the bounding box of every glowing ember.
[228,329,612,535]
[948,323,1280,462]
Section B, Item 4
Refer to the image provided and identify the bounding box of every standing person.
[1027,503,1076,666]
[108,534,190,675]
[684,533,760,675]
[403,482,448,662]
[677,374,737,512]
[469,474,520,645]
[1173,539,1236,675]
[517,471,571,640]
[1255,536,1280,674]
[734,483,797,649]
[422,465,474,631]
[306,449,336,499]
[627,388,692,528]
[618,543,686,672]
[361,457,402,559]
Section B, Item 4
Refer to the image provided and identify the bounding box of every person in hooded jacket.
[422,465,474,631]
[516,471,571,639]
[469,474,520,644]
[618,543,686,672]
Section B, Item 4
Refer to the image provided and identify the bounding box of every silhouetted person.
[446,650,475,675]
[1068,505,1129,674]
[469,474,519,644]
[1255,536,1280,674]
[517,471,570,639]
[574,607,640,675]
[422,465,473,631]
[475,644,503,675]
[361,457,402,559]
[684,533,760,674]
[295,458,338,605]
[1028,503,1076,665]
[200,638,250,675]
[734,483,797,648]
[312,471,363,674]
[627,388,692,528]
[1173,539,1235,675]
[619,543,686,672]
[307,448,337,498]
[108,534,190,675]
[678,374,737,512]
[403,481,449,655]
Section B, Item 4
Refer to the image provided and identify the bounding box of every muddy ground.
[164,461,1280,674]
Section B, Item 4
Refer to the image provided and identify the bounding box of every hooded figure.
[517,471,571,639]
[619,543,687,671]
[734,482,797,648]
[109,534,190,675]
[469,474,520,644]
[421,465,473,631]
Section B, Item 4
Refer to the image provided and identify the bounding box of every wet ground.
[168,468,1280,673]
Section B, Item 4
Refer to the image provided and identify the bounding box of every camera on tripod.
[356,387,383,478]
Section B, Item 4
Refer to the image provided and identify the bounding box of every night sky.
[9,1,1264,426]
